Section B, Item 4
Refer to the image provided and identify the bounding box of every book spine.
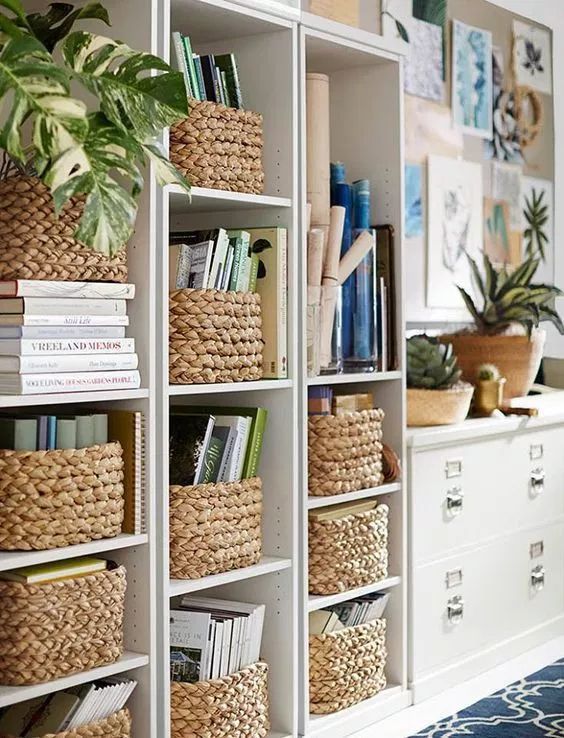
[16,353,138,374]
[278,230,288,378]
[172,31,192,96]
[235,233,251,291]
[8,281,135,299]
[220,70,230,107]
[228,236,242,291]
[12,338,135,356]
[18,370,141,395]
[214,66,225,105]
[17,298,127,316]
[200,56,218,102]
[229,55,244,109]
[10,315,129,326]
[181,35,200,100]
[193,55,206,101]
[5,326,127,339]
[243,409,267,478]
[248,254,259,292]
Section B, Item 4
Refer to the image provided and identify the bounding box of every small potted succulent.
[441,254,564,399]
[474,364,506,416]
[406,335,474,427]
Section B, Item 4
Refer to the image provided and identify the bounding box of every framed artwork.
[405,95,463,163]
[405,18,444,102]
[521,176,554,284]
[381,0,412,44]
[492,162,522,231]
[452,20,493,138]
[427,156,483,309]
[484,198,520,267]
[405,164,424,239]
[513,20,553,95]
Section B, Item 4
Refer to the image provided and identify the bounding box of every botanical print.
[381,0,412,43]
[513,20,553,95]
[484,198,520,267]
[404,18,444,102]
[492,162,522,231]
[521,177,553,285]
[452,20,493,138]
[405,164,423,239]
[485,47,525,164]
[427,156,483,309]
[405,95,463,163]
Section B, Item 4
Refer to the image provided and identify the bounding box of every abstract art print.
[452,20,493,138]
[492,162,522,231]
[484,198,520,267]
[521,176,553,284]
[405,95,463,163]
[427,156,483,309]
[405,164,423,239]
[513,20,552,95]
[405,18,444,102]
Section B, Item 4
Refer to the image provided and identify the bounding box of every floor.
[350,636,564,738]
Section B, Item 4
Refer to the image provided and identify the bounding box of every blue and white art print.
[452,20,493,139]
[405,164,423,238]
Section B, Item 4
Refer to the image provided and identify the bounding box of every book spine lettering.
[16,354,138,374]
[16,338,135,356]
[19,371,141,395]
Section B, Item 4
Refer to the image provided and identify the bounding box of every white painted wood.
[308,576,402,612]
[0,389,149,408]
[307,371,402,385]
[307,482,401,508]
[169,557,293,596]
[168,185,292,213]
[169,379,293,395]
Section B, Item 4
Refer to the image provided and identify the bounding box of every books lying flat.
[309,499,377,522]
[0,338,135,356]
[0,370,141,395]
[0,280,135,299]
[0,557,107,584]
[0,325,127,339]
[0,297,127,316]
[0,315,129,326]
[0,353,138,374]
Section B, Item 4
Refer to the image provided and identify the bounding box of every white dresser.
[408,414,564,701]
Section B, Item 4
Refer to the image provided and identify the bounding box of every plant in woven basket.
[0,1,190,256]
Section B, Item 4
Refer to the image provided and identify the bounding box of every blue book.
[47,416,57,450]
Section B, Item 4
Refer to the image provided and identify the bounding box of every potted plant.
[441,254,564,399]
[474,364,506,416]
[0,1,190,280]
[406,335,474,427]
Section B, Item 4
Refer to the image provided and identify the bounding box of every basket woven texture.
[0,442,125,551]
[309,620,387,714]
[170,477,262,579]
[170,99,264,194]
[0,709,132,738]
[0,176,127,282]
[0,564,126,685]
[308,409,385,496]
[169,289,263,384]
[308,504,389,595]
[170,662,270,738]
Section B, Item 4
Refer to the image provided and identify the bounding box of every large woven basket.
[0,175,127,282]
[0,442,125,551]
[0,709,132,738]
[170,662,270,738]
[309,620,387,714]
[308,504,389,595]
[170,477,262,579]
[0,563,126,685]
[170,99,264,194]
[169,289,263,384]
[308,409,385,496]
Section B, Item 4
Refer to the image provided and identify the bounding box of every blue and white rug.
[412,659,564,737]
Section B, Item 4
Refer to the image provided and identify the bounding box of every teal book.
[92,414,108,445]
[56,418,76,450]
[76,415,94,448]
[214,53,244,109]
[193,55,206,100]
[228,235,243,291]
[0,417,37,451]
[181,35,200,101]
[171,31,192,97]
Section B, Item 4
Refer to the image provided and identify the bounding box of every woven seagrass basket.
[0,708,132,738]
[170,99,264,194]
[309,620,387,714]
[0,563,126,685]
[170,477,262,579]
[170,662,270,738]
[0,175,128,282]
[0,442,125,551]
[308,504,389,595]
[169,288,263,384]
[308,409,385,497]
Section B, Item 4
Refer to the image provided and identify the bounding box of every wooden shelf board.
[0,652,149,708]
[308,576,401,612]
[169,556,292,597]
[307,483,401,509]
[307,371,402,386]
[167,185,292,214]
[169,379,293,396]
[0,389,149,409]
[0,535,149,573]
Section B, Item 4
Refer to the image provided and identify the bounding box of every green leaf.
[413,0,446,26]
[395,20,409,42]
[0,0,26,21]
[26,3,111,53]
[540,305,564,334]
[467,253,485,300]
[483,253,498,301]
[457,286,482,325]
[142,141,190,194]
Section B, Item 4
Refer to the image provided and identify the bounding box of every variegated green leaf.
[26,3,110,52]
[143,141,190,194]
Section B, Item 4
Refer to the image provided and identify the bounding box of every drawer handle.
[445,460,462,478]
[530,468,545,495]
[530,443,544,460]
[447,595,464,625]
[446,487,464,516]
[531,565,545,591]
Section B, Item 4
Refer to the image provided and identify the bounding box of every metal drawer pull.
[530,468,545,495]
[447,595,464,625]
[530,443,544,460]
[445,460,462,478]
[446,488,464,516]
[531,565,545,591]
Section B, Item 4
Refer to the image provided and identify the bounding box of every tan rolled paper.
[338,229,375,284]
[308,229,325,287]
[322,205,346,284]
[306,73,331,228]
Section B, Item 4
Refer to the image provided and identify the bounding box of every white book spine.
[220,619,232,677]
[0,338,135,356]
[3,280,135,299]
[1,315,129,326]
[7,297,127,316]
[211,621,223,679]
[0,325,127,339]
[14,370,141,395]
[9,353,139,374]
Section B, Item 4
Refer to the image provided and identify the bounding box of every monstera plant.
[0,1,190,256]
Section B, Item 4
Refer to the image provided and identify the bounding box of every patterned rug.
[411,659,564,737]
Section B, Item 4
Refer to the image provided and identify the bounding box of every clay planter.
[407,383,474,427]
[440,330,545,400]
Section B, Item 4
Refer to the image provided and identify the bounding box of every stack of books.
[170,597,265,683]
[169,405,267,486]
[0,280,140,395]
[0,557,110,585]
[171,32,244,109]
[308,387,374,415]
[309,591,390,635]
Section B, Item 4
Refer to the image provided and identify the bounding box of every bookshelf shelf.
[168,185,292,214]
[0,535,149,573]
[168,379,293,396]
[307,483,401,509]
[0,388,150,409]
[307,371,402,386]
[307,576,402,613]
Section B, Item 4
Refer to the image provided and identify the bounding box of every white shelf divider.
[169,557,293,597]
[0,388,149,409]
[307,371,401,386]
[169,379,293,396]
[307,483,401,509]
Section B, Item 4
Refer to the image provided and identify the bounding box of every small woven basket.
[308,504,389,595]
[170,99,264,194]
[169,288,263,384]
[0,175,127,282]
[308,409,385,496]
[170,477,262,579]
[0,563,126,685]
[0,709,132,738]
[170,662,270,738]
[0,442,125,551]
[309,620,387,714]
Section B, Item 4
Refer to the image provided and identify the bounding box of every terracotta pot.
[407,383,474,427]
[440,330,545,400]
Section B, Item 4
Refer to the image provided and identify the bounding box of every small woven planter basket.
[0,563,126,686]
[0,708,132,738]
[309,620,387,714]
[0,442,125,551]
[171,662,270,738]
[309,504,389,595]
[308,409,385,496]
[170,477,262,579]
[0,175,127,282]
[169,288,263,384]
[170,99,264,194]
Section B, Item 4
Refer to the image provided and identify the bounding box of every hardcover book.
[0,369,141,395]
[0,353,139,374]
[214,53,244,109]
[0,280,135,299]
[0,326,127,339]
[0,315,129,326]
[0,338,135,356]
[108,410,146,535]
[169,413,215,486]
[0,297,127,316]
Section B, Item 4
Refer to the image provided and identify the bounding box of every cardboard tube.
[306,73,330,228]
[338,230,375,284]
[307,229,325,287]
[322,205,346,284]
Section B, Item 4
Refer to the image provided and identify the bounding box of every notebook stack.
[0,280,140,395]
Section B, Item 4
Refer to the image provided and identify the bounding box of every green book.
[56,418,76,450]
[182,34,201,101]
[214,53,244,109]
[92,414,108,445]
[0,417,37,451]
[200,426,229,484]
[171,31,193,97]
[227,230,251,291]
[228,235,243,291]
[76,415,94,448]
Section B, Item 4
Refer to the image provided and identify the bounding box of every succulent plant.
[477,363,501,381]
[407,335,462,390]
[457,253,564,337]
